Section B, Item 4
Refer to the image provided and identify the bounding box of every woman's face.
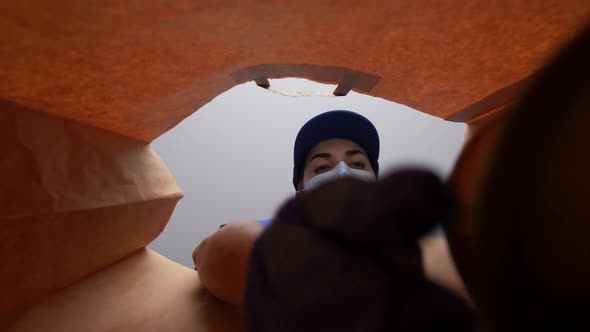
[300,138,374,190]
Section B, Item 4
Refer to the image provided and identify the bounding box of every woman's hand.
[193,220,264,306]
[244,169,474,332]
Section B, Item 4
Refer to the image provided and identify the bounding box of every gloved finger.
[284,168,456,250]
[244,169,471,332]
[245,202,426,332]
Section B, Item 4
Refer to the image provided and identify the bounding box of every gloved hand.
[244,169,475,332]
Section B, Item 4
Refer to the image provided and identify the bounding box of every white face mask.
[303,161,376,191]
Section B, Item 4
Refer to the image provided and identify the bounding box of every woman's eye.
[350,162,365,169]
[315,165,331,174]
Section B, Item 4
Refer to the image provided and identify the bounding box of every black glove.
[244,169,475,332]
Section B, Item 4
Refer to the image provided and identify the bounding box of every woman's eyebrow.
[345,149,369,159]
[308,152,332,164]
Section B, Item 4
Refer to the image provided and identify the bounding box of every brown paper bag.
[1,0,589,329]
[0,102,183,322]
[8,250,243,332]
[2,1,588,142]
